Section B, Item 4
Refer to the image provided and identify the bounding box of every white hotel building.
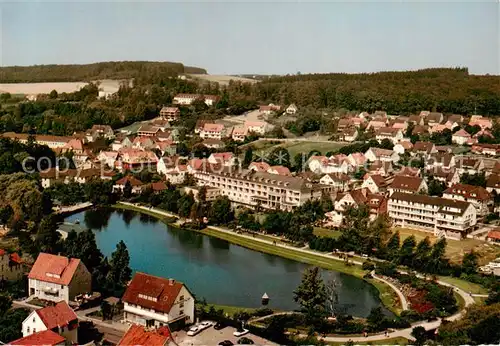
[388,192,477,240]
[194,168,333,211]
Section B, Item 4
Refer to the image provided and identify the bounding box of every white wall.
[29,278,70,303]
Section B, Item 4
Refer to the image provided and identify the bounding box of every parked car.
[218,340,234,346]
[214,322,226,330]
[200,321,213,329]
[237,337,254,344]
[187,326,200,336]
[233,329,249,337]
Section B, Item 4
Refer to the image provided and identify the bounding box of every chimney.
[168,278,175,286]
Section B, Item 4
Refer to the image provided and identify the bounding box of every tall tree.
[399,235,416,266]
[461,251,479,275]
[35,214,61,256]
[243,147,253,168]
[386,231,400,261]
[293,267,327,324]
[107,240,132,295]
[208,196,234,225]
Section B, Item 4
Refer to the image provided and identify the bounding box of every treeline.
[254,68,500,115]
[0,61,207,83]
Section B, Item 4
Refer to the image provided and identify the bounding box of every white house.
[200,123,225,140]
[365,148,399,163]
[244,121,267,135]
[28,253,91,304]
[393,141,413,155]
[361,174,391,194]
[319,173,350,191]
[97,151,119,168]
[22,301,78,344]
[208,152,236,167]
[375,127,404,144]
[286,104,298,114]
[452,129,472,145]
[123,272,195,328]
[173,93,219,106]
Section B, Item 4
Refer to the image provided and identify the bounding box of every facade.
[286,104,298,114]
[365,148,399,163]
[341,128,358,142]
[113,176,144,194]
[28,253,91,304]
[123,272,195,328]
[231,126,247,142]
[184,186,220,202]
[0,249,24,281]
[194,169,333,211]
[22,301,78,344]
[173,94,219,106]
[375,127,404,144]
[388,175,427,195]
[486,174,500,194]
[137,125,162,137]
[160,107,181,122]
[388,192,477,240]
[244,121,267,135]
[361,174,391,194]
[452,129,472,145]
[259,104,281,115]
[1,132,72,149]
[443,183,492,216]
[319,173,350,191]
[330,188,387,226]
[200,123,225,140]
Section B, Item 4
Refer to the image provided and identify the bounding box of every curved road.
[371,271,409,311]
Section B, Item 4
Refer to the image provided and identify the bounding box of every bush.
[252,308,274,318]
[362,261,375,271]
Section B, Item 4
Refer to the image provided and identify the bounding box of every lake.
[65,208,384,317]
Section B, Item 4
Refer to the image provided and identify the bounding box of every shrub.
[362,261,375,271]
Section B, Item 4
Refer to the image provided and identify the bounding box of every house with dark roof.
[443,183,492,216]
[411,141,437,157]
[28,253,91,303]
[123,272,195,328]
[486,174,500,194]
[9,330,66,346]
[0,249,25,281]
[388,192,477,240]
[388,175,427,195]
[113,176,144,194]
[330,188,387,226]
[361,174,392,194]
[21,302,78,344]
[455,157,485,175]
[319,173,351,191]
[427,167,460,187]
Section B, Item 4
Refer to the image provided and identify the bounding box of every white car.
[187,326,200,336]
[233,329,249,337]
[200,321,213,330]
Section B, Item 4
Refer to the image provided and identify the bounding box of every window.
[33,317,35,323]
[27,327,30,333]
[180,310,184,315]
[61,285,64,289]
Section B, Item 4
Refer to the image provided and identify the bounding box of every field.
[327,337,409,345]
[248,139,349,158]
[313,227,342,239]
[0,79,121,95]
[393,227,500,265]
[186,74,258,85]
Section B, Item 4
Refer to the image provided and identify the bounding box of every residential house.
[200,123,225,140]
[245,121,267,135]
[208,152,236,167]
[173,94,219,106]
[330,188,387,226]
[22,302,78,344]
[469,115,493,130]
[366,120,387,131]
[337,119,353,133]
[249,162,271,172]
[368,160,394,176]
[259,104,281,115]
[455,157,485,175]
[39,168,113,188]
[184,186,220,202]
[391,117,409,130]
[151,119,172,132]
[202,139,225,149]
[267,165,291,176]
[111,136,133,151]
[412,125,429,136]
[137,125,162,137]
[118,325,173,346]
[408,115,425,126]
[286,104,298,114]
[308,155,352,174]
[388,175,427,195]
[364,148,399,163]
[486,174,500,194]
[446,114,464,126]
[373,111,388,118]
[113,176,144,194]
[194,169,333,211]
[117,148,158,171]
[341,128,358,142]
[452,129,472,145]
[0,249,24,281]
[1,132,71,149]
[346,153,367,167]
[86,125,114,141]
[123,272,195,328]
[426,112,444,126]
[231,126,248,142]
[393,141,413,155]
[471,144,500,156]
[133,136,155,150]
[428,167,460,187]
[156,140,177,156]
[388,192,477,240]
[412,142,437,157]
[486,230,500,244]
[443,183,492,216]
[358,111,370,119]
[425,153,455,171]
[361,174,391,194]
[28,253,91,303]
[160,107,181,122]
[319,173,350,191]
[351,117,365,128]
[9,330,66,346]
[396,166,421,177]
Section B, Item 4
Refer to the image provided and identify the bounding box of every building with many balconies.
[388,192,476,240]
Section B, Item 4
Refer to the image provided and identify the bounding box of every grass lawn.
[366,278,402,316]
[114,203,177,224]
[438,276,488,294]
[393,227,500,265]
[280,141,349,157]
[474,296,487,305]
[454,291,466,311]
[326,337,409,345]
[313,227,342,239]
[200,303,258,317]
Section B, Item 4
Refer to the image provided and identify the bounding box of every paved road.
[371,271,409,311]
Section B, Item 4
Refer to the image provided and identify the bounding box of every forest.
[0,61,207,83]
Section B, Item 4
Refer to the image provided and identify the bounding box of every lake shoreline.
[112,202,402,315]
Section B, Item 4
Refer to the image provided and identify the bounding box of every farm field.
[0,79,122,95]
[394,227,500,265]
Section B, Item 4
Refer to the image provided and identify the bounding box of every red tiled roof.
[36,301,78,330]
[122,272,184,314]
[10,252,22,264]
[0,249,5,256]
[453,129,471,137]
[269,165,291,176]
[487,230,500,240]
[151,182,167,192]
[487,174,500,189]
[116,176,143,187]
[390,175,423,192]
[28,253,81,285]
[118,324,170,346]
[10,330,66,346]
[249,162,271,172]
[444,183,491,201]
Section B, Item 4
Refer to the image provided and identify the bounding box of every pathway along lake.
[65,208,385,317]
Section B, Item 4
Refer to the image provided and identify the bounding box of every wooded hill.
[0,61,207,83]
[254,68,500,115]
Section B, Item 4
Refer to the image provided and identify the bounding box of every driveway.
[175,325,277,346]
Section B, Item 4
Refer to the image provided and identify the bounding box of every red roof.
[151,181,167,192]
[269,165,291,176]
[0,249,5,256]
[390,175,423,192]
[122,272,183,314]
[487,230,500,240]
[10,330,65,346]
[36,301,78,330]
[453,129,471,137]
[116,176,143,187]
[10,252,22,264]
[444,183,491,201]
[28,253,81,285]
[118,324,170,346]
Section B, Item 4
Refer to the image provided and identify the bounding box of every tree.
[35,214,61,256]
[386,231,400,261]
[268,147,291,168]
[411,326,427,346]
[367,307,384,330]
[293,267,327,324]
[49,89,58,99]
[101,300,112,320]
[320,191,334,212]
[123,181,133,199]
[414,237,432,269]
[379,138,394,150]
[243,147,253,168]
[399,235,416,266]
[209,196,234,225]
[0,294,12,315]
[324,275,340,317]
[107,241,132,295]
[177,192,195,217]
[427,238,448,274]
[428,178,445,196]
[461,251,478,275]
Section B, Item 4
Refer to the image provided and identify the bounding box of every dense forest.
[0,61,207,83]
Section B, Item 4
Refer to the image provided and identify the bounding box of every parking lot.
[174,324,276,346]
